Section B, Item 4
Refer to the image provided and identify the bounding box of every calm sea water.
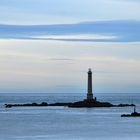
[0,93,140,140]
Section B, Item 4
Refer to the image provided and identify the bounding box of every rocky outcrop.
[121,111,140,117]
[5,99,135,108]
[68,99,113,108]
[5,102,48,108]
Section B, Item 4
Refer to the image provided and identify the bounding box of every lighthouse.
[87,68,93,100]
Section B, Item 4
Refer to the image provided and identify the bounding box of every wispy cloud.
[0,50,74,63]
[0,20,140,42]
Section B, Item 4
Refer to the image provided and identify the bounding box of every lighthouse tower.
[87,68,93,100]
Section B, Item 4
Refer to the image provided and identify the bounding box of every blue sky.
[0,0,140,93]
[1,0,140,24]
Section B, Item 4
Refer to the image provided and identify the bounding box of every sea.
[0,93,140,140]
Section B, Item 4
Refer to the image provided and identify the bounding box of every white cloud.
[36,34,117,40]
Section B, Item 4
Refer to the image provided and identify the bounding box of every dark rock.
[48,102,72,106]
[117,104,135,107]
[5,102,48,108]
[121,112,140,117]
[41,102,48,106]
[121,106,140,117]
[68,99,113,108]
[5,100,135,108]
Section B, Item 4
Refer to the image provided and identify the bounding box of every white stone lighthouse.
[87,68,93,100]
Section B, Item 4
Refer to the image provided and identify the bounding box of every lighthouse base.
[87,93,93,100]
[68,99,113,108]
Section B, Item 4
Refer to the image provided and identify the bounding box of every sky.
[0,0,140,94]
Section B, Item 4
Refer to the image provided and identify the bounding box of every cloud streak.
[0,20,140,42]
